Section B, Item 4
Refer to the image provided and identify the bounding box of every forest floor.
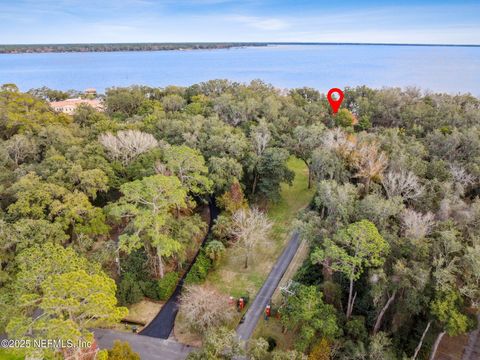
[174,157,314,345]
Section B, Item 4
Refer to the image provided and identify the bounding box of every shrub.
[308,338,331,360]
[334,109,356,128]
[185,251,212,284]
[157,272,179,300]
[139,280,160,300]
[108,340,140,360]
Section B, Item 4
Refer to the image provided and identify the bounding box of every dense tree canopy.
[1,81,479,359]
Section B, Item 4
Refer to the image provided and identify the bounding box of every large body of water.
[1,44,480,95]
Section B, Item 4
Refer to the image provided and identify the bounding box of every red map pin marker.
[327,88,344,114]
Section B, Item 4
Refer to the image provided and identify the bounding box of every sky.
[0,0,479,45]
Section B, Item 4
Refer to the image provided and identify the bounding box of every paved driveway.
[236,232,301,340]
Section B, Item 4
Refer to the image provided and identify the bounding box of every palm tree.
[205,240,226,266]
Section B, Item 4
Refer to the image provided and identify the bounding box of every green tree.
[162,145,213,196]
[285,124,326,188]
[208,156,243,194]
[8,173,108,238]
[205,240,226,266]
[38,150,109,199]
[0,86,70,138]
[247,338,270,360]
[368,332,396,360]
[5,243,127,357]
[161,94,186,112]
[109,174,189,278]
[281,285,338,352]
[311,220,389,319]
[105,86,148,118]
[253,147,294,201]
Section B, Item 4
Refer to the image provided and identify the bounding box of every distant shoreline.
[0,42,479,54]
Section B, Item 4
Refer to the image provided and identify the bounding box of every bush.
[139,280,160,300]
[308,338,331,360]
[157,272,179,300]
[185,251,212,284]
[108,340,140,360]
[117,272,143,306]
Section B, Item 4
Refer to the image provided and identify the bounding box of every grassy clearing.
[110,299,163,332]
[206,157,314,305]
[124,299,163,326]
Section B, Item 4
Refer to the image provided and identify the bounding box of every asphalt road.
[95,329,193,360]
[236,231,301,341]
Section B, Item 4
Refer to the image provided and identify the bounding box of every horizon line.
[1,41,479,47]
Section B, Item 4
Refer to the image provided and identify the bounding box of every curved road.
[236,231,301,341]
[140,201,219,338]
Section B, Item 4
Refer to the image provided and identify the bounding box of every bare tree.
[252,126,271,157]
[321,128,356,158]
[352,141,388,194]
[401,209,435,240]
[449,164,475,195]
[179,285,234,333]
[231,208,272,268]
[382,170,423,201]
[437,184,470,222]
[4,134,37,166]
[98,130,158,165]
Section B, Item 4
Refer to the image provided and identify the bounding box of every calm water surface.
[1,45,480,95]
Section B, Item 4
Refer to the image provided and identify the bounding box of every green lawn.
[268,157,314,248]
